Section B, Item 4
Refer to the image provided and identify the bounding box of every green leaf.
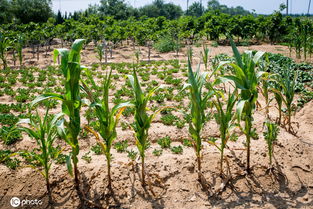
[31,93,64,108]
[66,155,73,176]
[220,76,247,90]
[229,38,243,69]
[236,99,247,121]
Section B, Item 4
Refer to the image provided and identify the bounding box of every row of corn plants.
[11,39,298,203]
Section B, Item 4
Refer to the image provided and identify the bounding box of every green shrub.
[154,36,180,53]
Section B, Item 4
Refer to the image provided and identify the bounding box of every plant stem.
[141,156,145,186]
[245,116,252,173]
[107,159,112,190]
[197,154,201,179]
[288,108,292,132]
[46,177,52,201]
[220,149,224,176]
[246,135,251,173]
[73,162,80,191]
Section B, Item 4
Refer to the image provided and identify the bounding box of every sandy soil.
[0,42,313,209]
[4,40,313,69]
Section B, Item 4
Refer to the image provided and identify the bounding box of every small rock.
[189,195,196,202]
[181,188,189,192]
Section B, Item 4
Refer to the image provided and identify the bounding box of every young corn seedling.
[134,49,141,64]
[201,44,210,71]
[183,57,214,179]
[32,39,85,191]
[220,39,265,173]
[15,107,63,202]
[258,55,273,119]
[15,34,24,67]
[211,90,237,176]
[96,43,104,63]
[272,82,283,125]
[0,33,11,70]
[128,67,165,186]
[82,68,132,191]
[263,121,279,169]
[272,69,297,133]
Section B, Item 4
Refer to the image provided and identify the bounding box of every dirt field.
[0,42,313,209]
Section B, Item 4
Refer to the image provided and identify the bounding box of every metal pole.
[187,0,189,15]
[308,0,312,15]
[286,0,289,15]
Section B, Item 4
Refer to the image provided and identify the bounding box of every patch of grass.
[153,36,180,53]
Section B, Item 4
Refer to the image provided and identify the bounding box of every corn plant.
[15,108,63,201]
[82,68,132,190]
[272,82,283,125]
[201,44,209,70]
[32,39,85,191]
[183,58,214,179]
[15,35,24,67]
[259,55,272,119]
[263,121,279,168]
[134,49,140,64]
[211,90,237,175]
[272,69,297,133]
[221,39,265,173]
[187,47,193,64]
[128,67,164,186]
[95,43,104,63]
[0,33,11,70]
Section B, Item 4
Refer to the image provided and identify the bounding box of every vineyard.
[1,4,313,209]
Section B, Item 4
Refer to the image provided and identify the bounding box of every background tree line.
[0,0,254,24]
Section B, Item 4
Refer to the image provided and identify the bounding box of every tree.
[187,2,204,17]
[0,0,13,24]
[56,10,64,24]
[11,0,53,23]
[207,0,221,11]
[207,0,250,15]
[139,0,183,19]
[99,0,136,20]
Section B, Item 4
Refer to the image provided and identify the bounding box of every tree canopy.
[207,0,251,15]
[0,0,53,24]
[138,0,183,19]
